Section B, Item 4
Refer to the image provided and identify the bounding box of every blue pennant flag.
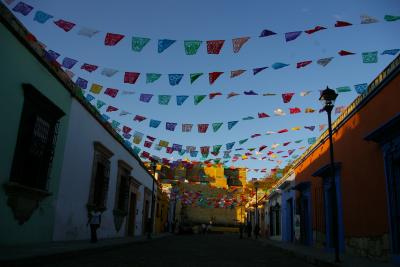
[149,119,161,128]
[354,83,368,94]
[228,121,239,130]
[158,39,176,53]
[176,95,189,106]
[226,142,235,150]
[34,11,53,24]
[169,74,184,86]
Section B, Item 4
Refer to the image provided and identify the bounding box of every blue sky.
[5,0,400,179]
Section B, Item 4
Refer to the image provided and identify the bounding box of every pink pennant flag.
[209,72,224,84]
[124,72,140,84]
[144,141,152,148]
[104,33,125,46]
[296,60,312,68]
[258,112,270,118]
[133,115,146,122]
[104,88,119,98]
[106,105,118,112]
[54,20,76,32]
[207,40,225,54]
[282,93,295,103]
[166,147,174,154]
[289,107,301,114]
[232,37,250,53]
[81,63,98,72]
[227,92,240,98]
[283,142,291,146]
[259,145,267,151]
[277,129,288,133]
[230,69,246,78]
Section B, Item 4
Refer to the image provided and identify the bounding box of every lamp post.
[319,86,340,262]
[254,181,259,239]
[148,160,157,239]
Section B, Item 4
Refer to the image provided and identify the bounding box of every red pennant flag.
[133,115,146,122]
[304,26,326,34]
[230,69,246,78]
[282,93,295,103]
[338,50,355,56]
[141,151,150,158]
[258,112,270,118]
[335,21,352,27]
[26,33,37,42]
[81,63,98,72]
[207,40,225,54]
[232,37,250,53]
[122,126,132,134]
[106,105,118,112]
[209,72,224,84]
[251,133,261,138]
[162,158,170,165]
[259,145,267,151]
[278,129,288,133]
[104,33,125,46]
[209,92,222,99]
[54,20,75,32]
[166,147,173,154]
[104,88,119,98]
[124,72,140,84]
[289,107,301,114]
[296,60,312,68]
[144,141,152,148]
[283,142,291,146]
[198,124,209,133]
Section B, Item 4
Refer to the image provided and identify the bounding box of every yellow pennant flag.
[90,83,103,94]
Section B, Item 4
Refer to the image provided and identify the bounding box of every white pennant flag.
[361,15,379,24]
[78,27,100,37]
[101,68,118,77]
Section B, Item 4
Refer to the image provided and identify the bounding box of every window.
[10,84,65,190]
[115,160,132,213]
[88,142,113,211]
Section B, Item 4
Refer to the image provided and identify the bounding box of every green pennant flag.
[96,100,106,109]
[212,122,223,132]
[146,73,162,83]
[194,95,207,105]
[384,15,400,22]
[133,146,141,155]
[179,150,186,156]
[213,145,222,153]
[190,73,203,84]
[294,139,303,143]
[158,95,171,105]
[362,51,378,63]
[184,40,202,55]
[132,36,150,52]
[239,138,248,145]
[336,86,352,93]
[214,159,221,164]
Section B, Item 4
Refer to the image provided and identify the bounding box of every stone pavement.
[2,234,315,267]
[260,238,397,267]
[0,233,171,267]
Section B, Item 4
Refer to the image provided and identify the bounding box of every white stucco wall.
[53,99,154,241]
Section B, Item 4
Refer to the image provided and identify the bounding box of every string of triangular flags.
[8,1,400,55]
[84,92,340,134]
[46,48,400,86]
[81,78,371,106]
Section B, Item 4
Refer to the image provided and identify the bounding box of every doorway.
[127,192,137,236]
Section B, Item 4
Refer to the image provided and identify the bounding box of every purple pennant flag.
[259,29,277,37]
[12,2,34,16]
[62,57,78,69]
[166,122,177,131]
[253,67,268,75]
[304,126,316,131]
[244,90,258,95]
[172,144,183,151]
[75,77,88,89]
[139,93,153,103]
[44,50,60,61]
[285,31,302,42]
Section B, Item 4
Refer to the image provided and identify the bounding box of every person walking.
[87,209,102,243]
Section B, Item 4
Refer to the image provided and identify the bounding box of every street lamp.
[319,86,340,263]
[148,160,157,239]
[254,181,259,239]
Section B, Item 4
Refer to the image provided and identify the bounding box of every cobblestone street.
[34,235,314,267]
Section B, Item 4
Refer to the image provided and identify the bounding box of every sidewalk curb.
[0,234,172,267]
[259,240,338,267]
